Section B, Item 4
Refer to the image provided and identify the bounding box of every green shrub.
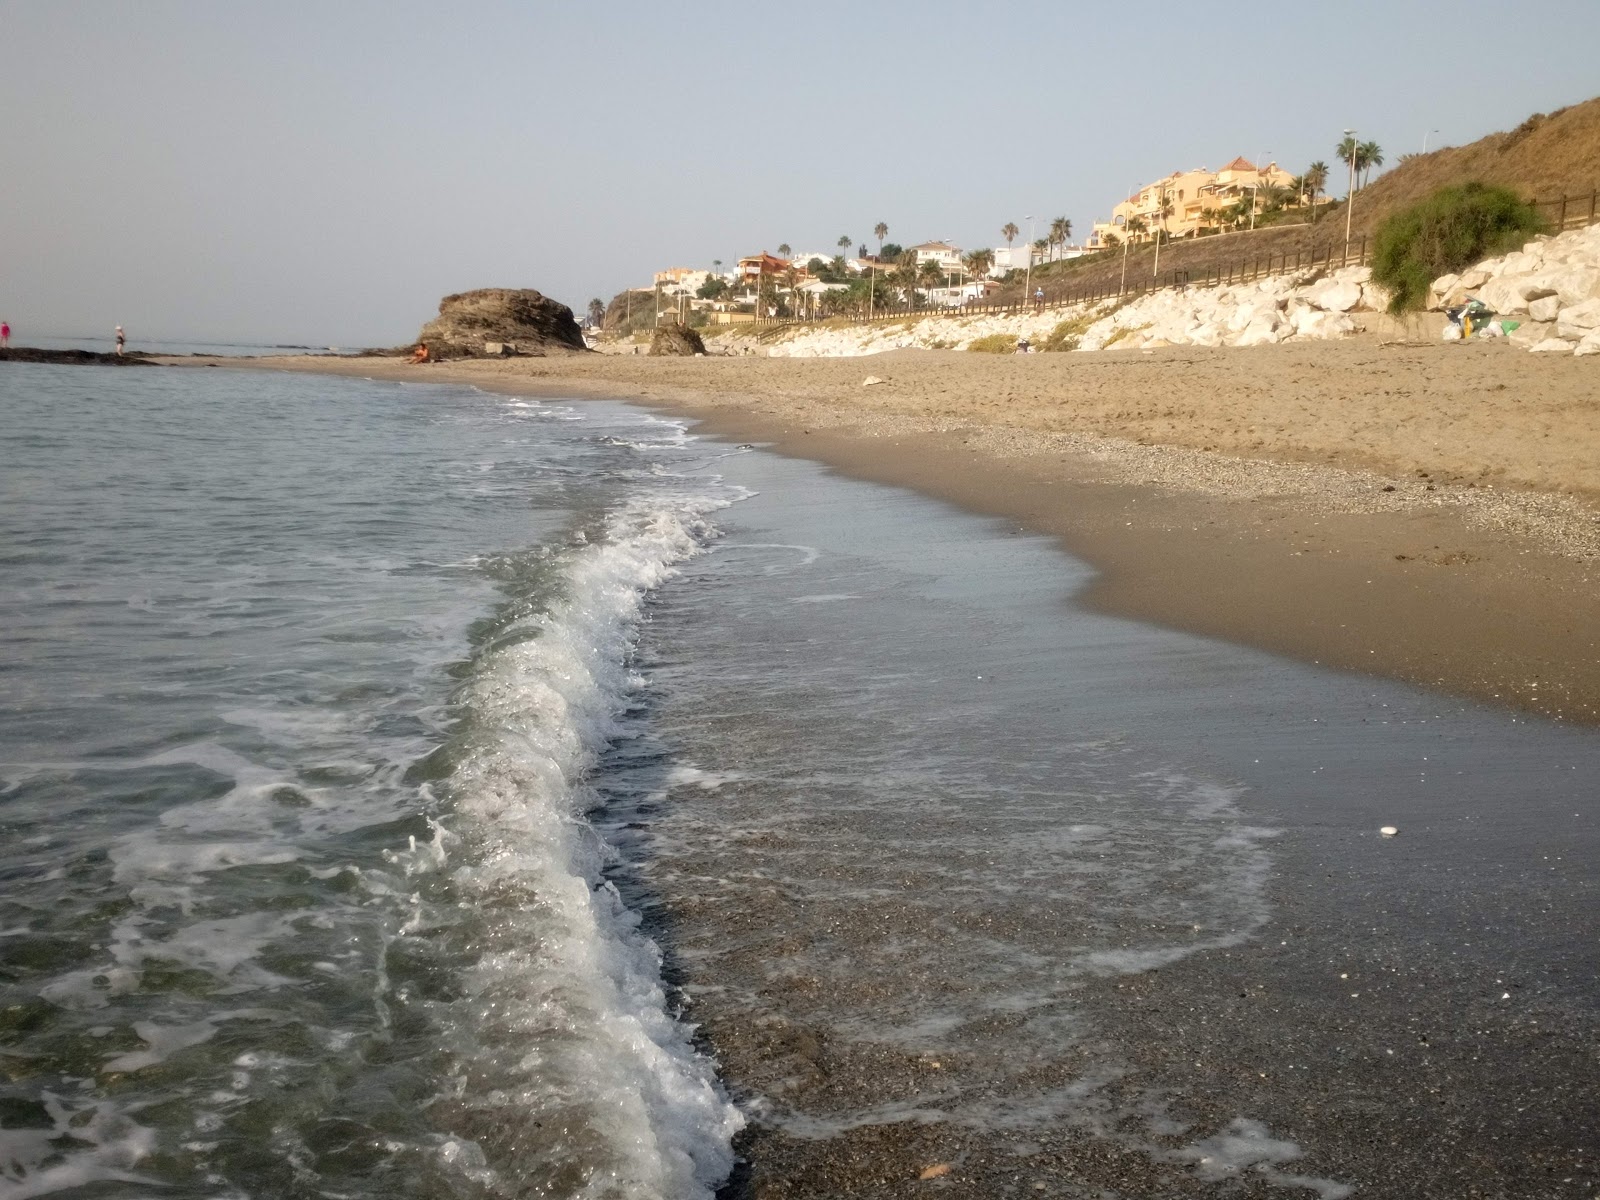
[966,333,1019,353]
[1039,312,1096,352]
[1371,182,1547,314]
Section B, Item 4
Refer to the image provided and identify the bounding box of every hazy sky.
[5,1,1598,346]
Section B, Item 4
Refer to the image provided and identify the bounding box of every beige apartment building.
[1088,158,1299,247]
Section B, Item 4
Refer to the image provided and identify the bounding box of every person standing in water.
[1,320,10,348]
[115,326,125,355]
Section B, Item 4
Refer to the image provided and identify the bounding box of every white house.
[910,240,963,273]
[990,245,1034,276]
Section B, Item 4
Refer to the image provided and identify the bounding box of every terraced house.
[1089,158,1300,247]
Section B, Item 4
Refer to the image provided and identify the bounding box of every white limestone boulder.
[1306,279,1363,312]
[1478,276,1545,315]
[1542,265,1600,306]
[1527,295,1561,323]
[1507,320,1555,349]
[1458,268,1490,290]
[1235,314,1285,346]
[1528,337,1574,353]
[1555,297,1600,341]
[1574,329,1600,357]
[1428,273,1460,310]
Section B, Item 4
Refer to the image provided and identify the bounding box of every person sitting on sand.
[408,342,430,364]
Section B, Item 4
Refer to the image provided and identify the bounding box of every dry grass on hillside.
[985,96,1600,305]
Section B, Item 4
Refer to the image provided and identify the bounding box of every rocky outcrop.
[416,288,585,358]
[1427,222,1600,354]
[648,323,707,356]
[0,347,154,366]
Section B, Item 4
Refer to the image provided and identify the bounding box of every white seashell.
[1379,826,1399,837]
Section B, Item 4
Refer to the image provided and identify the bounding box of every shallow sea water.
[1,364,1596,1199]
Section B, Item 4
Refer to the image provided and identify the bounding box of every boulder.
[1508,320,1555,349]
[1542,266,1600,306]
[1235,315,1284,346]
[1458,268,1490,290]
[1428,273,1460,309]
[1528,295,1561,323]
[417,288,586,358]
[1478,277,1536,315]
[1528,337,1574,353]
[1306,280,1362,313]
[1575,330,1600,357]
[1556,297,1600,341]
[648,323,707,356]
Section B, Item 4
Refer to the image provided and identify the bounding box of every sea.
[1,362,1596,1199]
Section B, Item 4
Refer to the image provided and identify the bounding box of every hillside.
[989,96,1600,306]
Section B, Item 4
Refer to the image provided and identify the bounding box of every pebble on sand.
[1380,825,1399,837]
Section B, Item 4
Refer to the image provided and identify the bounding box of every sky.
[4,0,1599,347]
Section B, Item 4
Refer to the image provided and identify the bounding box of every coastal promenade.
[180,338,1600,727]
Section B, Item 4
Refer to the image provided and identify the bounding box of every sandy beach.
[191,339,1600,727]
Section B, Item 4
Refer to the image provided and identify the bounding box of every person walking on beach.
[1,320,9,348]
[115,326,125,356]
[1033,287,1044,311]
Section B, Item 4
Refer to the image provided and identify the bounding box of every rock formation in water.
[416,289,586,358]
[0,347,154,366]
[648,323,707,356]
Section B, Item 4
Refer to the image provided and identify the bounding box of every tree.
[778,243,791,259]
[879,242,903,260]
[1356,141,1384,189]
[586,298,605,326]
[1123,215,1146,242]
[1002,221,1019,247]
[892,250,921,307]
[1371,182,1545,313]
[1304,162,1329,220]
[838,235,852,259]
[962,248,993,286]
[1150,189,1173,277]
[1048,216,1072,261]
[874,222,889,253]
[918,259,944,301]
[697,276,729,301]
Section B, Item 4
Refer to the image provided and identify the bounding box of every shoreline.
[165,344,1600,725]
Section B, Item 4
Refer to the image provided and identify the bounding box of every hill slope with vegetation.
[988,96,1600,306]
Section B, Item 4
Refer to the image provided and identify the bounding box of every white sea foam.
[392,492,746,1197]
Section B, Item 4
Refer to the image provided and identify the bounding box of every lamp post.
[1343,128,1357,258]
[1423,128,1439,154]
[1022,215,1035,308]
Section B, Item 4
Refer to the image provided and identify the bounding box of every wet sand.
[183,341,1600,726]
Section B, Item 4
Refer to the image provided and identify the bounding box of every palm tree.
[962,249,993,291]
[1303,162,1329,220]
[1049,216,1072,262]
[1122,216,1146,242]
[587,298,605,327]
[1356,141,1384,189]
[874,222,889,254]
[1336,134,1358,167]
[838,235,852,260]
[778,243,791,259]
[1002,221,1019,249]
[1150,188,1173,277]
[894,250,920,308]
[919,259,944,303]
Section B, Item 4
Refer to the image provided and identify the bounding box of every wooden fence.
[745,188,1600,331]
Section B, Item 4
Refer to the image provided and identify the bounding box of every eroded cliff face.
[417,289,586,357]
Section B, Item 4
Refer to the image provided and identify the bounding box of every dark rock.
[648,323,707,356]
[0,347,154,366]
[416,289,586,359]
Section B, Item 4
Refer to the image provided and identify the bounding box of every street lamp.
[1423,128,1439,154]
[1022,215,1036,307]
[1343,128,1357,257]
